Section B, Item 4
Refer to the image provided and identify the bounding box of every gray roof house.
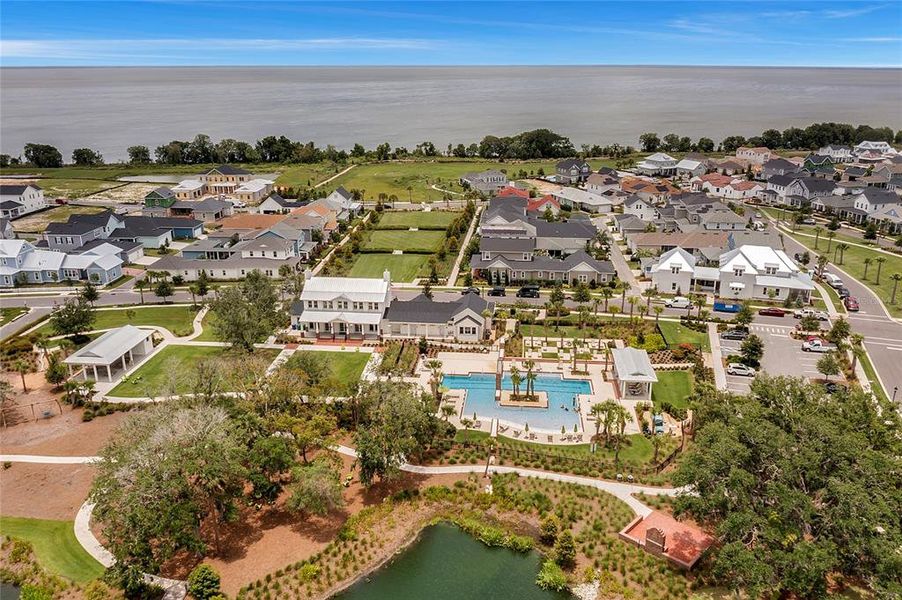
[459,170,508,194]
[556,159,591,184]
[383,293,494,342]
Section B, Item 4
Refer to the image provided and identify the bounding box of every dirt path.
[314,164,356,188]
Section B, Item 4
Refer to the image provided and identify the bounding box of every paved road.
[765,213,902,400]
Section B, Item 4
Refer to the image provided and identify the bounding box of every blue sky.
[1,1,900,67]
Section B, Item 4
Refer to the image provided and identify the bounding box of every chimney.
[303,268,313,282]
[383,269,391,283]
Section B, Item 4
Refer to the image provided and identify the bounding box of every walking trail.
[446,206,481,285]
[313,164,356,188]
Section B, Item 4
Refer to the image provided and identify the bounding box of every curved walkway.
[314,164,356,188]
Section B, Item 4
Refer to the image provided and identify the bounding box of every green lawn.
[0,516,105,583]
[657,321,711,351]
[330,160,566,203]
[651,370,694,411]
[0,306,28,326]
[272,162,345,189]
[108,345,278,398]
[35,305,198,338]
[785,231,902,317]
[375,210,461,230]
[37,178,124,199]
[818,281,846,315]
[346,253,430,282]
[284,350,370,394]
[361,229,446,253]
[520,323,602,340]
[193,310,220,341]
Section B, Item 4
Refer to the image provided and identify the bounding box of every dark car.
[721,328,749,341]
[758,307,787,317]
[487,286,506,297]
[461,287,481,296]
[516,285,540,298]
[822,381,840,394]
[837,287,851,299]
[844,296,860,311]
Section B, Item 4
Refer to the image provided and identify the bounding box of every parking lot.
[720,319,829,394]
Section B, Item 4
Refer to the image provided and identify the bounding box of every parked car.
[793,308,829,321]
[844,296,860,311]
[758,307,788,317]
[230,200,247,209]
[665,296,692,309]
[487,286,506,297]
[713,301,741,313]
[822,273,844,288]
[516,285,540,298]
[721,329,749,341]
[461,287,481,296]
[801,217,816,225]
[727,363,756,376]
[802,339,836,352]
[837,287,851,299]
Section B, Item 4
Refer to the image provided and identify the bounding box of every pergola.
[611,347,658,401]
[64,325,155,382]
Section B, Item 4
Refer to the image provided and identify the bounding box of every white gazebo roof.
[64,325,152,366]
[612,347,658,383]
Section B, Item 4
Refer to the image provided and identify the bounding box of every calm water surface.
[333,522,569,600]
[2,66,900,160]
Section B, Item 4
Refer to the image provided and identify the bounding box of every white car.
[230,200,247,209]
[665,296,692,309]
[727,363,756,377]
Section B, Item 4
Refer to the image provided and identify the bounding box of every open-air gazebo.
[611,347,658,401]
[64,325,155,382]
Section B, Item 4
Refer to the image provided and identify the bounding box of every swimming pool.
[443,373,591,431]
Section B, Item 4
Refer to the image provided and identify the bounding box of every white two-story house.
[0,184,46,219]
[636,153,678,176]
[290,270,391,339]
[623,195,657,221]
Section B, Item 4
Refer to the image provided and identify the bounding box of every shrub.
[187,564,222,600]
[535,560,568,591]
[20,585,52,600]
[554,529,577,569]
[539,513,559,545]
[84,580,114,600]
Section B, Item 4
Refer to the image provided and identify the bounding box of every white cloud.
[0,38,435,60]
[841,36,902,42]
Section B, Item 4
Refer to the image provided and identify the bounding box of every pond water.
[0,583,21,599]
[333,523,570,600]
[443,373,591,431]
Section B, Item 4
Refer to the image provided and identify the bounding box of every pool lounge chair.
[513,430,521,438]
[574,434,583,442]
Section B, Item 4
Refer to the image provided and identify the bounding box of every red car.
[844,296,860,311]
[758,307,787,317]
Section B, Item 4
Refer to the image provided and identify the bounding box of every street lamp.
[893,386,898,403]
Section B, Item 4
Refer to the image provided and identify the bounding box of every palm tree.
[0,380,13,428]
[14,359,31,392]
[441,405,455,421]
[590,402,607,443]
[891,273,902,304]
[849,333,865,373]
[523,359,537,399]
[653,305,664,323]
[627,296,638,322]
[577,304,590,330]
[826,231,836,253]
[813,226,823,249]
[652,434,664,463]
[834,242,847,264]
[863,257,873,280]
[613,404,630,463]
[509,365,522,398]
[609,305,621,324]
[600,287,614,312]
[693,294,706,319]
[816,255,829,278]
[619,282,631,311]
[876,257,887,285]
[426,359,443,399]
[642,287,657,311]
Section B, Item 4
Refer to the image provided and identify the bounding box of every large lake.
[333,522,569,599]
[2,66,900,160]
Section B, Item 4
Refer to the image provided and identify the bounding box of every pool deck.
[422,349,635,444]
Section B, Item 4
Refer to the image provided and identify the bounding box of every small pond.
[0,583,21,599]
[333,522,570,599]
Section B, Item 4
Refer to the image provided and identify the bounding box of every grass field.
[346,253,430,281]
[193,310,219,341]
[273,162,346,189]
[10,204,107,233]
[651,370,694,411]
[375,210,460,230]
[361,229,445,253]
[330,160,564,202]
[284,350,370,394]
[108,345,278,397]
[657,320,711,351]
[35,305,198,338]
[0,306,28,326]
[785,231,902,317]
[0,516,105,583]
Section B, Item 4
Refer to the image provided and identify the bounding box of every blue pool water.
[443,373,591,431]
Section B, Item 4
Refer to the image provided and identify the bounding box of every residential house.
[854,141,896,156]
[44,210,124,251]
[736,147,774,166]
[0,184,45,219]
[383,293,493,342]
[623,195,658,221]
[556,159,591,184]
[635,153,677,176]
[761,158,800,180]
[143,187,177,210]
[526,195,560,215]
[459,170,508,194]
[711,158,747,175]
[0,239,123,288]
[585,173,620,195]
[627,231,730,258]
[614,214,651,236]
[783,177,836,207]
[802,154,835,176]
[649,245,814,301]
[763,174,796,205]
[471,248,615,286]
[551,186,613,213]
[168,198,234,222]
[724,180,764,201]
[110,216,203,248]
[290,270,391,339]
[171,179,206,200]
[841,166,868,181]
[849,188,902,225]
[256,194,309,214]
[1,218,15,240]
[819,145,853,163]
[620,178,680,203]
[675,159,706,179]
[867,204,902,235]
